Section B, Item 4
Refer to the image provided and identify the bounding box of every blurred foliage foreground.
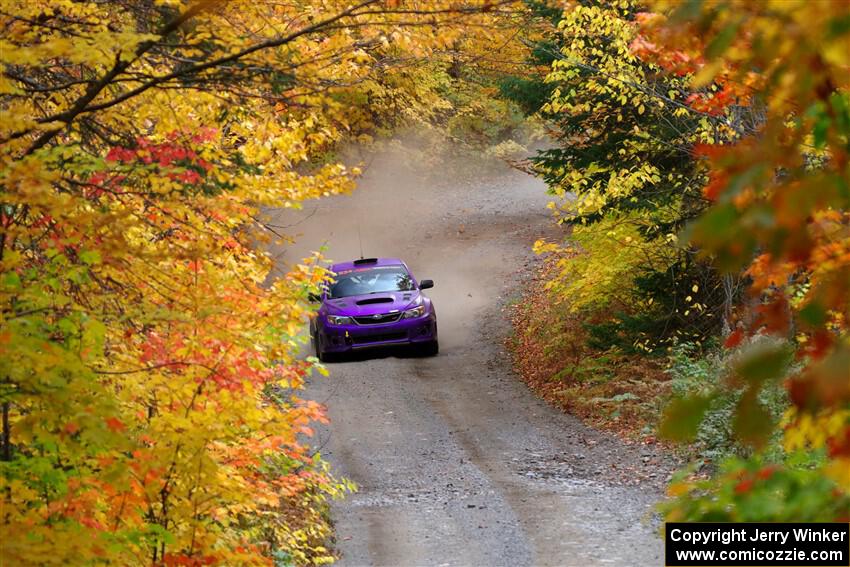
[505,0,850,522]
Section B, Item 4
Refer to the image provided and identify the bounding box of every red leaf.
[724,329,744,349]
[702,172,728,201]
[105,417,126,432]
[756,465,777,480]
[804,331,834,360]
[827,426,850,458]
[734,478,754,494]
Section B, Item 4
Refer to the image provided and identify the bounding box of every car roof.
[330,257,407,273]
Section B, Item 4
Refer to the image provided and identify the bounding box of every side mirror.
[308,292,322,303]
[419,279,434,290]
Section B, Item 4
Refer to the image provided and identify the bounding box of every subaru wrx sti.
[309,258,438,361]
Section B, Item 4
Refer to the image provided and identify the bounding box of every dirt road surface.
[267,147,670,567]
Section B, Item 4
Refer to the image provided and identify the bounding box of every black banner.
[665,523,850,566]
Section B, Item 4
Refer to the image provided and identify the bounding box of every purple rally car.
[309,257,438,362]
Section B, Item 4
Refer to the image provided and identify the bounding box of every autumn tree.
[636,1,850,519]
[0,1,518,564]
[504,0,741,353]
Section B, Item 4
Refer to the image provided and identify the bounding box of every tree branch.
[10,0,223,153]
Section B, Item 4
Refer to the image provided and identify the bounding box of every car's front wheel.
[314,333,339,363]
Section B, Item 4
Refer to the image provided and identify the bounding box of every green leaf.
[734,342,792,386]
[2,271,21,290]
[671,0,704,23]
[660,394,713,442]
[706,21,740,58]
[799,301,827,327]
[57,317,77,337]
[733,392,774,448]
[82,319,107,352]
[79,250,101,265]
[826,12,850,38]
[689,203,738,245]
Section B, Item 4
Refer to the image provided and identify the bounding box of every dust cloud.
[262,140,552,348]
[281,142,665,566]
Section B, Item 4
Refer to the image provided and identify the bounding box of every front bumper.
[318,315,437,353]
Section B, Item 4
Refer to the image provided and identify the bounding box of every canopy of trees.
[3,0,850,564]
[0,1,521,564]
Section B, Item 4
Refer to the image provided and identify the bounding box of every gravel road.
[267,146,670,567]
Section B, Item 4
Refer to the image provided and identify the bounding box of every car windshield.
[329,266,414,298]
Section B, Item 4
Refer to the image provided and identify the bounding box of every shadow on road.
[325,345,436,363]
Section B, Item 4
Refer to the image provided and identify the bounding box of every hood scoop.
[355,297,394,306]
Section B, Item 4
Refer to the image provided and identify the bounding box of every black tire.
[420,339,439,357]
[316,335,342,363]
[319,350,338,363]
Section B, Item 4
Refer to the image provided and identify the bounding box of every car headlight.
[402,305,426,319]
[327,314,353,325]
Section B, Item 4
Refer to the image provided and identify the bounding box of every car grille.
[353,313,401,325]
[352,331,407,345]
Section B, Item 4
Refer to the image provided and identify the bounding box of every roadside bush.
[508,261,670,439]
[663,457,850,522]
[666,342,789,463]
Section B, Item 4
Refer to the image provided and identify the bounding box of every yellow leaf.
[691,60,723,88]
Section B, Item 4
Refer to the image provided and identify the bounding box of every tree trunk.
[1,401,10,461]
